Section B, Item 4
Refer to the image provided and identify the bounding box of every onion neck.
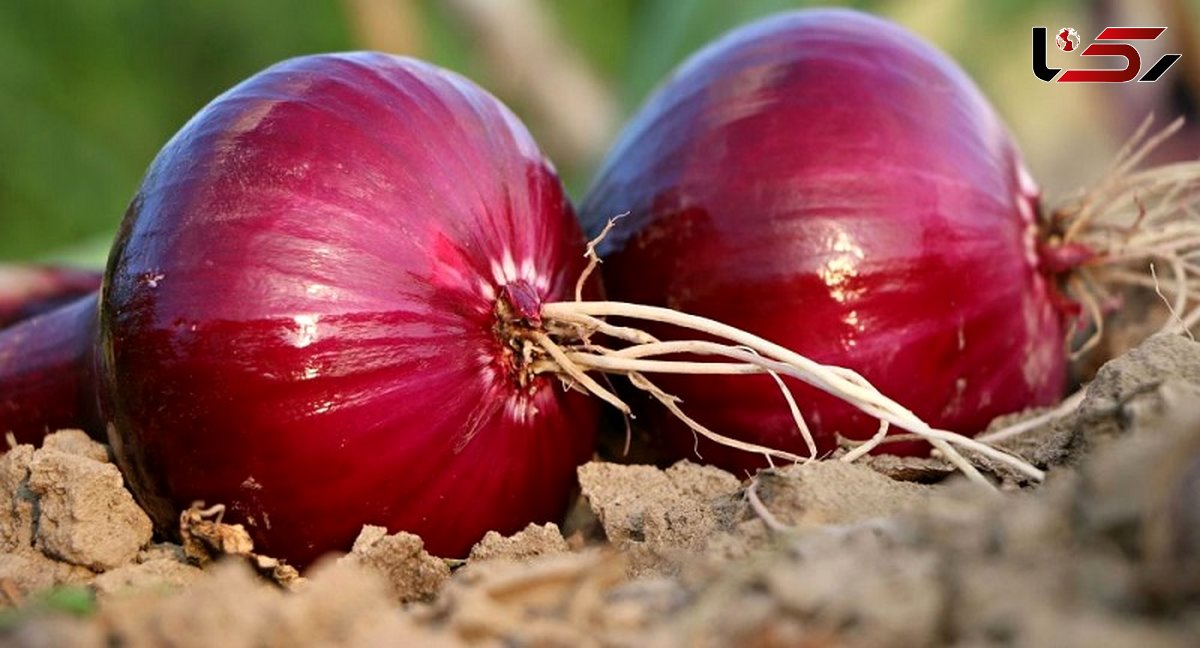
[0,292,104,446]
[1036,238,1097,276]
[1030,200,1099,328]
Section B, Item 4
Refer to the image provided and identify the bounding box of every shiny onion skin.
[100,53,597,566]
[0,266,104,444]
[0,293,102,444]
[580,9,1068,473]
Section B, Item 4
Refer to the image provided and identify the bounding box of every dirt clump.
[748,460,929,527]
[1066,332,1200,449]
[0,552,94,604]
[91,544,203,598]
[578,457,933,573]
[338,525,450,603]
[37,429,108,463]
[578,460,739,548]
[27,447,152,571]
[468,522,568,562]
[0,445,36,552]
[0,431,155,604]
[10,560,454,648]
[429,550,628,644]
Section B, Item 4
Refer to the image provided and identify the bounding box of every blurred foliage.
[0,0,1196,264]
[0,0,351,263]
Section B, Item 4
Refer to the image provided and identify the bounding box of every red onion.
[88,52,597,565]
[579,9,1071,473]
[0,293,101,445]
[0,266,103,444]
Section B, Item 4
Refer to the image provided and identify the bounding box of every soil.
[2,334,1200,646]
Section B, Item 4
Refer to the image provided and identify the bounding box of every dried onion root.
[1052,116,1200,350]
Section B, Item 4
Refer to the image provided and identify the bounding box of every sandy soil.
[1,334,1199,647]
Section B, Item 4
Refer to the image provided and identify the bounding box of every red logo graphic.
[1033,26,1181,83]
[1056,27,1080,52]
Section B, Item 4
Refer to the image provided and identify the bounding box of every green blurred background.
[1,0,1197,264]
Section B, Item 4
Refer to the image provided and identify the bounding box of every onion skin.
[0,265,104,444]
[0,293,102,444]
[101,53,596,565]
[580,9,1068,471]
[0,265,103,329]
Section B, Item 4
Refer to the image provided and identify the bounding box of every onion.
[89,52,597,566]
[578,9,1200,473]
[0,293,101,445]
[0,266,103,444]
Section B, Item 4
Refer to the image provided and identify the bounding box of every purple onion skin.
[0,265,103,329]
[0,293,102,444]
[101,53,597,566]
[580,9,1068,472]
